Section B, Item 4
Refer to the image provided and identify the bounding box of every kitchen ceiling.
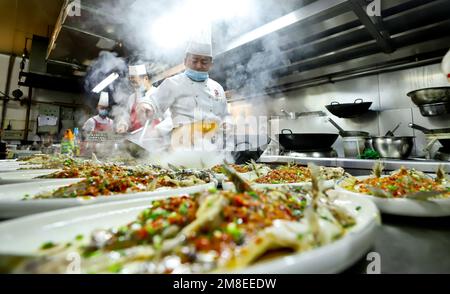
[14,0,450,96]
[0,0,64,56]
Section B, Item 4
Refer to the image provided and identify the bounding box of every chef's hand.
[136,102,154,124]
[116,122,129,134]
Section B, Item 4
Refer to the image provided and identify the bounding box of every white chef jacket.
[144,73,229,128]
[82,115,114,132]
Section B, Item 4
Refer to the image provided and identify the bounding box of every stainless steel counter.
[344,215,450,274]
[259,156,450,173]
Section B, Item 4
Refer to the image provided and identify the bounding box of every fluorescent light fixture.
[92,72,119,93]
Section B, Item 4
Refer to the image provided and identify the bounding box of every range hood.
[209,0,450,96]
[43,0,450,96]
[19,35,84,93]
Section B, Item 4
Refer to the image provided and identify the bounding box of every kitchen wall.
[0,53,86,142]
[229,62,450,158]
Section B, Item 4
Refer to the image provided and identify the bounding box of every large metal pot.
[371,136,414,159]
[407,87,450,105]
[418,102,450,117]
[278,129,338,151]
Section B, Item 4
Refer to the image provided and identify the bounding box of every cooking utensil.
[328,118,370,137]
[325,99,372,118]
[408,123,450,151]
[407,87,450,105]
[384,123,401,137]
[277,129,338,151]
[124,121,159,158]
[371,136,414,159]
[418,102,450,117]
[231,135,271,164]
[281,109,298,119]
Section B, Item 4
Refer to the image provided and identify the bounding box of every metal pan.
[231,135,271,164]
[277,129,338,151]
[407,87,450,106]
[325,99,372,118]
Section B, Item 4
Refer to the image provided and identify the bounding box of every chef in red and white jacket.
[116,64,160,133]
[82,92,114,132]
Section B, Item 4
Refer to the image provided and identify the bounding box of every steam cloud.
[81,0,304,163]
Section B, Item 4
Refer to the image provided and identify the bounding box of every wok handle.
[281,129,293,134]
[330,101,340,105]
[327,118,345,133]
[354,98,363,104]
[408,123,431,134]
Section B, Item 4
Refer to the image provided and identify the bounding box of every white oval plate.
[222,179,336,191]
[335,176,450,217]
[0,180,217,219]
[0,191,379,273]
[0,169,62,184]
[0,164,43,172]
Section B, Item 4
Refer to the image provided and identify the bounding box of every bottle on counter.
[61,129,75,155]
[73,127,81,156]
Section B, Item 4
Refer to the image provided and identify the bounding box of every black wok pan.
[231,135,270,164]
[409,123,450,151]
[325,99,372,118]
[277,129,338,151]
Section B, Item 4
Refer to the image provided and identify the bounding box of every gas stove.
[280,148,338,158]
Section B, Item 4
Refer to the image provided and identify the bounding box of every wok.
[407,87,450,106]
[408,123,450,150]
[231,135,270,164]
[325,99,372,118]
[328,118,370,137]
[277,129,338,151]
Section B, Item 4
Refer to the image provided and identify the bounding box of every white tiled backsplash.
[230,63,450,158]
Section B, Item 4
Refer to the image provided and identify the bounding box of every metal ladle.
[328,118,370,137]
[385,123,401,137]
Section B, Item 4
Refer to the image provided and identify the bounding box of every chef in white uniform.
[135,41,229,149]
[82,92,114,133]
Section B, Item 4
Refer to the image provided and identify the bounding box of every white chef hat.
[129,64,147,76]
[98,92,109,107]
[186,25,213,57]
[186,42,212,57]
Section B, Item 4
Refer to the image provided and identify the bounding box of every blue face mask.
[99,109,109,117]
[185,69,209,82]
[138,85,147,96]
